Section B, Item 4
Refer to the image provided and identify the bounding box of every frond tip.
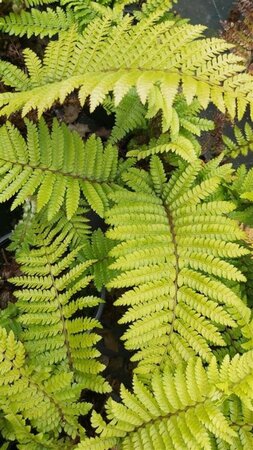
[77,352,253,450]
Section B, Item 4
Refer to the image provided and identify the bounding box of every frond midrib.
[159,201,180,366]
[114,394,218,438]
[0,155,115,186]
[43,242,73,371]
[20,68,237,92]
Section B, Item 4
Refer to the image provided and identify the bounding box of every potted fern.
[0,0,253,449]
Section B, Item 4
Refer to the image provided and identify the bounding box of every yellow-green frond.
[106,156,250,375]
[0,118,121,219]
[77,353,253,450]
[0,12,253,123]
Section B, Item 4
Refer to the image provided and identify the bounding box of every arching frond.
[0,11,253,124]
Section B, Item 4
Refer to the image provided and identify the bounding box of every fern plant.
[0,1,253,449]
[10,217,110,391]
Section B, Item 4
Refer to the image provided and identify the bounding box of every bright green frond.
[10,220,110,393]
[0,7,74,38]
[223,122,253,158]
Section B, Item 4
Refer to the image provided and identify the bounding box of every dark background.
[176,0,233,29]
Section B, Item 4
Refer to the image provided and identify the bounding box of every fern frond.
[223,122,253,158]
[0,12,253,123]
[10,221,110,393]
[134,0,177,20]
[61,0,113,30]
[105,156,251,375]
[78,352,253,450]
[127,96,214,162]
[108,89,147,144]
[0,327,87,446]
[227,164,253,226]
[0,118,121,219]
[81,229,116,291]
[0,7,74,38]
[128,131,199,162]
[9,200,91,256]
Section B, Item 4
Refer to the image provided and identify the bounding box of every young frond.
[10,220,110,393]
[227,164,253,226]
[128,131,199,162]
[77,352,253,450]
[61,0,113,30]
[0,327,87,447]
[0,7,74,38]
[81,229,116,291]
[223,122,253,158]
[0,11,253,124]
[106,156,251,375]
[108,89,147,144]
[0,118,120,219]
[127,97,214,162]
